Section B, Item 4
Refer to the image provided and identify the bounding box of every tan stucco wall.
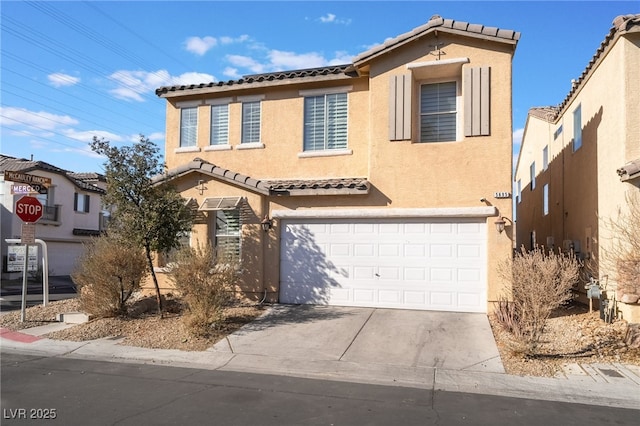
[159,31,517,309]
[515,32,640,318]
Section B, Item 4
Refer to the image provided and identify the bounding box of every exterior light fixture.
[260,216,273,232]
[494,217,507,234]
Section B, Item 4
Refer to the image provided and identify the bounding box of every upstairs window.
[304,93,348,151]
[543,184,549,215]
[573,104,582,151]
[74,193,90,213]
[180,107,198,147]
[241,101,261,144]
[420,82,457,142]
[517,180,522,204]
[530,162,536,190]
[542,145,549,170]
[210,104,229,146]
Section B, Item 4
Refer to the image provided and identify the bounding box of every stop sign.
[15,196,43,223]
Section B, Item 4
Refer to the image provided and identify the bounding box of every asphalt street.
[1,353,637,426]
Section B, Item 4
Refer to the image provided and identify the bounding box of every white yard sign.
[7,245,38,272]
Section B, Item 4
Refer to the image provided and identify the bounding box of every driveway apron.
[213,305,504,373]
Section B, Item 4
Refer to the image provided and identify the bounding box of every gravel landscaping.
[1,297,639,377]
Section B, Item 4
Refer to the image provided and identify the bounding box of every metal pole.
[20,244,29,323]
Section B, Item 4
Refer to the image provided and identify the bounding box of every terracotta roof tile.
[546,14,640,121]
[0,154,104,193]
[154,158,369,196]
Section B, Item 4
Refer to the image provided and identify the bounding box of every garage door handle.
[375,273,380,277]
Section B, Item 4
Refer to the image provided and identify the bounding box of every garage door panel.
[280,218,487,312]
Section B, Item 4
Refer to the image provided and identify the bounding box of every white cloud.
[223,67,241,79]
[64,129,122,142]
[319,13,351,25]
[185,36,217,56]
[268,50,326,70]
[108,70,214,101]
[227,55,266,74]
[48,73,80,88]
[513,127,524,170]
[0,106,78,131]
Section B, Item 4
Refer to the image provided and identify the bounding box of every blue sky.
[1,1,638,173]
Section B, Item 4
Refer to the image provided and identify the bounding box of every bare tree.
[599,191,640,301]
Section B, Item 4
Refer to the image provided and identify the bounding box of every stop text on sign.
[17,203,42,216]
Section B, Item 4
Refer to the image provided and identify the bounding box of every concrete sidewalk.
[1,305,639,410]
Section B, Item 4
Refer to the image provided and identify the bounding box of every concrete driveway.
[211,305,504,374]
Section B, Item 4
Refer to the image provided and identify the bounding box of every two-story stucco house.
[154,15,520,313]
[0,154,106,278]
[515,14,640,322]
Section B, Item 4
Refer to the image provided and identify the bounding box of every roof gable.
[352,15,520,67]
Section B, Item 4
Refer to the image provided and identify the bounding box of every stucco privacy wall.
[153,16,519,311]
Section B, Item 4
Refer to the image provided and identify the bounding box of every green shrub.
[167,243,238,337]
[497,246,581,355]
[72,234,148,317]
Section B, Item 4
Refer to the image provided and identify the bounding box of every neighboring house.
[515,14,640,322]
[0,154,106,278]
[153,15,520,313]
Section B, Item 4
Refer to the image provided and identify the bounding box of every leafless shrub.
[497,246,581,355]
[167,243,238,337]
[600,191,640,298]
[72,234,148,318]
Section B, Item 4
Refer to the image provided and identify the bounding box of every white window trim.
[204,144,232,152]
[174,146,201,153]
[406,57,469,70]
[236,142,265,150]
[298,148,353,158]
[238,94,265,102]
[299,86,353,96]
[176,100,202,108]
[205,97,233,106]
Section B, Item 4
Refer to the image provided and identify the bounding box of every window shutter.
[389,74,412,141]
[84,195,90,213]
[463,66,491,137]
[73,193,78,211]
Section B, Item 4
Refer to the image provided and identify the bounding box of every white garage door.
[279,218,487,313]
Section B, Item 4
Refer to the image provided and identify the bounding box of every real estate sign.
[7,245,38,272]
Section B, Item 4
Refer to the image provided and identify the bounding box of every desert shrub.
[167,243,238,337]
[497,246,581,355]
[72,234,148,317]
[600,192,640,299]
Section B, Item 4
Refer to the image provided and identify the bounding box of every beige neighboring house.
[515,14,640,322]
[153,15,520,313]
[0,154,107,278]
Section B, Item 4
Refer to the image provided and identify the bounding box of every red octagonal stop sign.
[15,196,43,223]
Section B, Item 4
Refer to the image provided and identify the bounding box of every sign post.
[13,196,45,322]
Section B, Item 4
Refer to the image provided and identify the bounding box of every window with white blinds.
[420,82,457,142]
[304,93,348,151]
[215,209,240,260]
[210,104,229,146]
[180,107,198,147]
[242,101,261,144]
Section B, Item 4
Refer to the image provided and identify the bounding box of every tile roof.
[528,14,640,122]
[155,14,519,97]
[0,154,105,194]
[154,158,370,196]
[353,14,520,66]
[156,65,356,97]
